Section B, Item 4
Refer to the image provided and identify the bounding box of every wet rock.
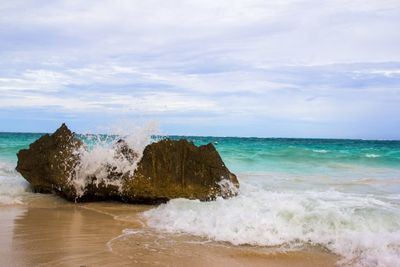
[115,139,139,164]
[16,123,82,200]
[123,139,239,202]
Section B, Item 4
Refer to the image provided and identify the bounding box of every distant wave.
[312,149,329,153]
[365,153,381,158]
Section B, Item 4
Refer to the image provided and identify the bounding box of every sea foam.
[365,154,381,158]
[0,161,30,204]
[313,149,329,153]
[144,180,400,267]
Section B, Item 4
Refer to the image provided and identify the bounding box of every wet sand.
[0,195,339,267]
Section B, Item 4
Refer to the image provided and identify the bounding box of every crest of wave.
[71,121,159,197]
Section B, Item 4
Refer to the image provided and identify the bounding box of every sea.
[1,132,400,266]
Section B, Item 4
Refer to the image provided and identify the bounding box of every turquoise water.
[0,133,44,162]
[185,136,400,171]
[182,136,400,194]
[1,133,400,193]
[1,132,400,266]
[3,133,400,173]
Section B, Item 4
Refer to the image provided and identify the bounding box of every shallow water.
[1,133,400,266]
[0,195,337,267]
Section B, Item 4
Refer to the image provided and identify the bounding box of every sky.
[0,0,400,139]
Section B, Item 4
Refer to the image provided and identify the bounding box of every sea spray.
[70,122,159,197]
[217,179,239,197]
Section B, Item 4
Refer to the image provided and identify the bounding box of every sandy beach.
[0,194,338,267]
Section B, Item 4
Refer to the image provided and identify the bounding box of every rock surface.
[16,124,82,199]
[123,139,239,202]
[16,124,239,203]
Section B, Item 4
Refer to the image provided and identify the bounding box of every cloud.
[355,69,400,78]
[0,0,400,138]
[0,70,70,92]
[2,0,400,65]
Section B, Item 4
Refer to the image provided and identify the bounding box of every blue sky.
[1,0,400,139]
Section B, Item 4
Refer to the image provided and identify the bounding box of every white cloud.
[1,0,400,65]
[0,90,219,114]
[0,0,400,137]
[361,69,400,78]
[0,70,69,92]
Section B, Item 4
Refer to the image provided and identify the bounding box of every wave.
[365,154,381,158]
[144,182,400,267]
[0,161,31,205]
[313,149,329,153]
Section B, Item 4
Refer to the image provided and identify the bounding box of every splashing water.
[71,122,159,197]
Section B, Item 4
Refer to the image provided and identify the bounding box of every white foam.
[217,179,239,197]
[144,181,400,267]
[313,149,329,153]
[71,122,159,197]
[365,154,381,158]
[0,161,30,205]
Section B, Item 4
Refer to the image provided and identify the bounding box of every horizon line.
[0,130,399,142]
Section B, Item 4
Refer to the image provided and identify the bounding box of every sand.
[0,194,339,267]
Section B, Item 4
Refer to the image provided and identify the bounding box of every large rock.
[16,123,82,199]
[122,139,239,202]
[16,124,239,203]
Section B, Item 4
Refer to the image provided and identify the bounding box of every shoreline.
[0,194,339,267]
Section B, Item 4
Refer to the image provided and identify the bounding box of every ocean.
[1,132,400,266]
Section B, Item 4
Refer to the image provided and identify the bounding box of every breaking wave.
[144,180,400,267]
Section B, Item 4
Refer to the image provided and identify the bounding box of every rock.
[115,139,139,164]
[123,139,239,202]
[16,123,82,199]
[16,124,239,203]
[16,124,119,201]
